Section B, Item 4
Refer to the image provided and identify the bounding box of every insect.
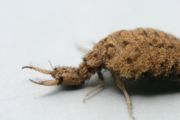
[22,28,180,120]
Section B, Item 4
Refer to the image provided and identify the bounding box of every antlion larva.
[22,28,180,120]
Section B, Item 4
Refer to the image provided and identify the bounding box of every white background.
[0,0,180,120]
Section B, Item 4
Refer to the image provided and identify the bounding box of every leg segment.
[115,78,135,120]
[83,71,105,102]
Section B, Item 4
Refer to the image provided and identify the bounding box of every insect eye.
[54,67,57,71]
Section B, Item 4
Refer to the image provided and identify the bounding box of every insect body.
[22,28,180,119]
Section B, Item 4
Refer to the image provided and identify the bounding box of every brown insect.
[22,28,180,120]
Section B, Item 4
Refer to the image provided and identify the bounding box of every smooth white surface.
[0,0,180,120]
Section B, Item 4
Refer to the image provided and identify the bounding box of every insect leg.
[76,41,96,54]
[76,44,89,54]
[115,79,135,120]
[83,71,105,102]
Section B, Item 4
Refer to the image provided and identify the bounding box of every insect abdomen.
[103,28,180,80]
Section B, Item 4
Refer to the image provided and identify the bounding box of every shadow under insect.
[41,73,180,97]
[125,77,180,96]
